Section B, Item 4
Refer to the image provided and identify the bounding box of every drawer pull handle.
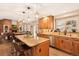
[66,39,68,40]
[39,48,41,52]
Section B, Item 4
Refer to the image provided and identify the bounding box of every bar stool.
[12,37,32,56]
[0,35,2,44]
[14,35,32,56]
[20,44,32,56]
[0,33,6,43]
[8,33,32,56]
[9,35,16,56]
[10,35,25,56]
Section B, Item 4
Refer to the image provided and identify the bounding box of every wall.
[55,10,79,32]
[0,19,12,33]
[3,19,12,29]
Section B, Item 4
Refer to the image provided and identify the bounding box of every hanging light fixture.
[22,11,26,14]
[27,6,31,22]
[27,6,31,10]
[20,4,39,24]
[35,12,39,18]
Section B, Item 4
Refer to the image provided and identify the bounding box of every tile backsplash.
[38,29,53,33]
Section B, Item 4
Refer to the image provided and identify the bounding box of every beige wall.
[55,10,79,32]
[3,19,12,29]
[0,19,12,33]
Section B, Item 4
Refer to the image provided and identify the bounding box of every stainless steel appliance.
[49,36,55,47]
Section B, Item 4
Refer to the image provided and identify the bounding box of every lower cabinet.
[72,40,79,55]
[32,40,49,56]
[55,36,63,49]
[55,36,73,54]
[55,36,79,55]
[62,38,73,53]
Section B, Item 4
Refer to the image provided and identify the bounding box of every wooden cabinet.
[55,36,73,54]
[72,40,79,55]
[38,16,54,29]
[55,36,63,49]
[54,36,79,55]
[62,38,73,53]
[32,40,49,56]
[38,18,44,29]
[47,16,54,29]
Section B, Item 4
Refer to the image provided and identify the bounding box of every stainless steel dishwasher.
[49,36,55,47]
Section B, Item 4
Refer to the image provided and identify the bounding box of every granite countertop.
[38,32,79,39]
[15,35,49,47]
[14,32,24,35]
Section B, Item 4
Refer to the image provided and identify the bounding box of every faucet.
[64,29,67,35]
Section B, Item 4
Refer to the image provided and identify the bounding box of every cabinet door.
[38,16,54,29]
[38,18,42,29]
[32,40,49,56]
[39,18,48,29]
[55,36,63,49]
[37,40,49,56]
[47,16,54,29]
[63,38,72,53]
[73,40,79,55]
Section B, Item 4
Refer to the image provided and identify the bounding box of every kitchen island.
[15,35,49,56]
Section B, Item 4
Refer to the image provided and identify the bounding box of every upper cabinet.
[38,16,54,29]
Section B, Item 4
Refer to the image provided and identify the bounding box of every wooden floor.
[0,40,71,56]
[49,47,71,56]
[0,40,11,56]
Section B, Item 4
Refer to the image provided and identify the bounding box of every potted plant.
[11,25,18,32]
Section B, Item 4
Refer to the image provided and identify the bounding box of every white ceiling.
[0,3,79,22]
